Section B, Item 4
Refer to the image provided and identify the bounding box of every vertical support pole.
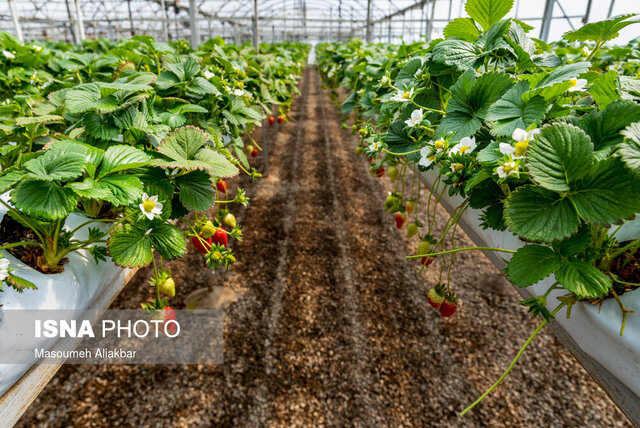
[160,0,169,41]
[252,0,259,51]
[607,0,616,18]
[127,0,135,37]
[272,25,275,42]
[189,0,199,49]
[7,0,23,42]
[388,18,391,43]
[73,0,85,42]
[401,11,405,40]
[365,0,373,43]
[273,104,279,134]
[584,0,593,23]
[64,0,77,43]
[539,0,554,42]
[514,0,520,19]
[448,0,453,21]
[337,0,342,41]
[426,0,436,42]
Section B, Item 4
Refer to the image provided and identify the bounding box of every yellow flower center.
[428,155,436,161]
[142,200,156,212]
[459,145,471,154]
[434,140,445,149]
[515,141,529,157]
[570,79,577,87]
[503,163,517,174]
[402,92,410,99]
[453,163,464,172]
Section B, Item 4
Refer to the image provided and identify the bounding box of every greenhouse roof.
[0,0,639,45]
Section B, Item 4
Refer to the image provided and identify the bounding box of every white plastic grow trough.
[418,168,640,425]
[0,196,138,426]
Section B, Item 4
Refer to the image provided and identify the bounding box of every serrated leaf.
[68,177,112,200]
[443,18,480,42]
[505,245,561,287]
[535,62,591,89]
[12,179,78,221]
[149,222,186,260]
[504,185,580,243]
[176,171,214,211]
[193,149,239,177]
[590,70,620,108]
[431,40,481,71]
[578,100,640,149]
[188,76,220,96]
[158,126,208,161]
[619,122,640,177]
[395,58,423,86]
[4,274,37,292]
[98,145,151,177]
[24,145,87,182]
[15,115,64,126]
[485,81,546,137]
[108,224,153,267]
[563,14,639,44]
[553,225,592,257]
[65,84,100,113]
[527,124,594,192]
[555,259,612,299]
[99,174,144,205]
[465,0,514,30]
[0,170,25,193]
[83,112,120,140]
[570,157,640,225]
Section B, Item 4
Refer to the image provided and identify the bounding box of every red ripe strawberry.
[251,148,258,158]
[421,256,434,267]
[216,180,227,194]
[192,234,212,255]
[427,288,444,308]
[395,212,406,229]
[212,229,228,248]
[277,115,285,124]
[269,116,275,125]
[375,167,385,177]
[440,298,457,317]
[163,306,177,335]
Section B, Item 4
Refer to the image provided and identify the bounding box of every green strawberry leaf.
[570,157,640,225]
[485,81,546,137]
[505,244,561,287]
[563,14,639,44]
[108,223,153,267]
[465,0,514,31]
[443,18,481,42]
[527,124,594,192]
[12,179,78,221]
[590,70,620,108]
[175,171,215,211]
[619,121,640,177]
[98,145,151,177]
[24,145,87,182]
[555,259,612,299]
[504,185,580,243]
[149,222,186,261]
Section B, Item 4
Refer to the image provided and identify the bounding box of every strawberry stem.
[408,246,516,260]
[459,301,567,417]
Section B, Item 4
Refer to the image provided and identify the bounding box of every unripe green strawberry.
[201,221,216,239]
[246,144,254,155]
[355,146,364,156]
[159,278,176,297]
[388,166,398,182]
[406,223,419,238]
[417,240,431,256]
[223,213,236,228]
[406,200,415,215]
[427,288,444,308]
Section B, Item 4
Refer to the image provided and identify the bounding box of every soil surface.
[17,68,630,427]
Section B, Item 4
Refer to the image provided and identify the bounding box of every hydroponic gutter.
[417,167,640,426]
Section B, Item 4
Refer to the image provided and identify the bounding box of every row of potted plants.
[0,32,310,314]
[316,0,640,414]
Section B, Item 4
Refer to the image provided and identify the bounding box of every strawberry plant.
[318,0,640,415]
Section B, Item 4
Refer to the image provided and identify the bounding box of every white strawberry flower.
[381,75,389,84]
[568,78,588,92]
[0,258,11,282]
[233,88,247,97]
[419,145,435,168]
[203,70,215,79]
[405,109,424,128]
[508,128,540,158]
[434,138,447,153]
[32,44,43,52]
[368,141,383,152]
[391,87,414,102]
[450,136,477,155]
[139,193,163,220]
[496,161,519,178]
[2,50,15,59]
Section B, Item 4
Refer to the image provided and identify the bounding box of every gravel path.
[16,67,630,427]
